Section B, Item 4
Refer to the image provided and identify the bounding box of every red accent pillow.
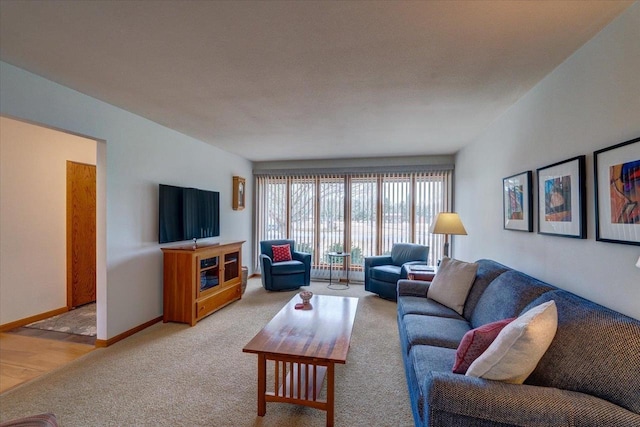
[272,244,292,262]
[453,317,516,374]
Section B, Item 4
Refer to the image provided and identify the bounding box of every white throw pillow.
[427,257,478,315]
[466,300,558,384]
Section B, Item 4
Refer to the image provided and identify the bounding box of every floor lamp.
[429,212,467,259]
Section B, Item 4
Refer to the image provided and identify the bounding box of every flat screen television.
[158,184,220,244]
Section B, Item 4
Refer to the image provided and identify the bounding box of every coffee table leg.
[258,354,266,416]
[326,363,335,427]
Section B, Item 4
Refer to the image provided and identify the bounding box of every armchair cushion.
[272,244,292,262]
[369,265,402,282]
[391,243,430,266]
[271,260,306,275]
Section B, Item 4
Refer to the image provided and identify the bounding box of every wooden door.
[67,161,97,308]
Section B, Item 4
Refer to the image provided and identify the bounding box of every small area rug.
[25,303,96,337]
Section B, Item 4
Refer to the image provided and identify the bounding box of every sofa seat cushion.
[403,314,471,350]
[271,260,306,275]
[470,270,556,329]
[398,296,465,320]
[370,264,402,282]
[524,291,640,414]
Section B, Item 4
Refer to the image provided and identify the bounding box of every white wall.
[455,4,640,320]
[0,117,96,323]
[0,62,253,339]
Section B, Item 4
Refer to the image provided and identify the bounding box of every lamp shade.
[429,213,468,236]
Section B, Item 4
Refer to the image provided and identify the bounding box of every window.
[255,169,452,281]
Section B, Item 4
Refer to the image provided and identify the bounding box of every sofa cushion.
[403,314,471,350]
[272,244,292,262]
[370,264,402,282]
[524,291,640,414]
[398,296,464,320]
[427,257,478,315]
[470,270,556,329]
[466,300,557,384]
[452,317,515,374]
[462,259,511,320]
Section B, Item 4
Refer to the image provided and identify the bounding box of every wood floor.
[0,332,94,393]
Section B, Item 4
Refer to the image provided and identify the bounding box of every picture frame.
[537,155,586,238]
[594,136,640,246]
[503,171,533,232]
[232,176,245,210]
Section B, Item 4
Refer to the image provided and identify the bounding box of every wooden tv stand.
[162,240,245,326]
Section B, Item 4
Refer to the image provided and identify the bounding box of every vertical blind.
[255,169,452,281]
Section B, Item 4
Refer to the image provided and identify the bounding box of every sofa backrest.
[469,270,556,329]
[391,243,429,266]
[524,290,640,415]
[463,259,511,320]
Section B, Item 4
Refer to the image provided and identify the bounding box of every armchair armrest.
[364,255,393,269]
[292,251,311,265]
[259,253,273,270]
[397,279,430,297]
[292,251,311,285]
[424,371,640,427]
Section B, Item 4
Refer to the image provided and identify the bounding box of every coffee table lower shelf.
[258,354,336,423]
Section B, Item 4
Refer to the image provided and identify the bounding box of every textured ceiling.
[0,0,632,161]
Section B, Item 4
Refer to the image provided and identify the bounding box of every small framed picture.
[232,176,245,210]
[503,171,533,232]
[594,136,640,246]
[537,155,586,238]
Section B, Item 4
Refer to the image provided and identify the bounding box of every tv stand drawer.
[196,284,241,320]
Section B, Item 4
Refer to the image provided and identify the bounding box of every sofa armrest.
[424,372,640,427]
[397,279,430,297]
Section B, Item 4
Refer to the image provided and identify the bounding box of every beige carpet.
[0,278,413,426]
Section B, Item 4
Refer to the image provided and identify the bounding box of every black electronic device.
[158,184,220,244]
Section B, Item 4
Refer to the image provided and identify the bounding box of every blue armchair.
[364,243,429,300]
[260,239,311,291]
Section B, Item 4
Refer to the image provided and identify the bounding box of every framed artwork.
[594,136,640,246]
[232,176,245,210]
[537,155,586,238]
[503,171,533,231]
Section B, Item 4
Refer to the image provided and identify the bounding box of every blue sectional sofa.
[397,259,640,427]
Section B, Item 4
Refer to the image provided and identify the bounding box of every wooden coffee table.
[243,294,358,427]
